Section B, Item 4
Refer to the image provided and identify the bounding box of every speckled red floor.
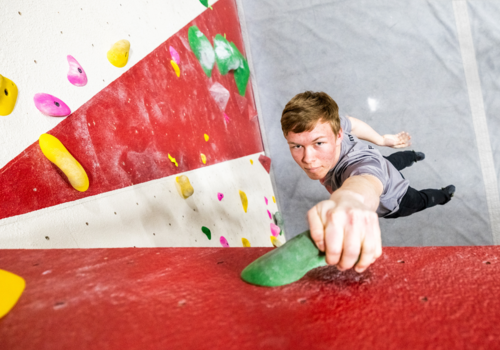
[1,246,499,349]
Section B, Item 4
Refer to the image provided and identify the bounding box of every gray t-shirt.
[320,115,410,217]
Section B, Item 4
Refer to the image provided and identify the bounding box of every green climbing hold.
[214,34,242,75]
[201,226,211,240]
[230,43,250,96]
[188,26,215,77]
[241,230,326,287]
[273,211,285,235]
[199,0,212,9]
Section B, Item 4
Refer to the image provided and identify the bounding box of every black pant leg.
[383,151,416,171]
[385,186,452,219]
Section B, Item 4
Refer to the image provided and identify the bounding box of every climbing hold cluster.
[273,211,285,235]
[188,26,250,96]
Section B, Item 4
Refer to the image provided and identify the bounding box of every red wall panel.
[0,0,261,220]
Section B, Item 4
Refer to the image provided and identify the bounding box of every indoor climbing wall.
[0,0,283,248]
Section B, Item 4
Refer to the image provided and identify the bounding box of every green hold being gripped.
[240,230,327,287]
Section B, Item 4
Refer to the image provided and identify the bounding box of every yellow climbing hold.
[204,134,209,142]
[239,190,248,213]
[273,196,276,203]
[107,39,130,68]
[0,74,18,116]
[200,153,207,164]
[250,159,253,165]
[168,153,178,167]
[176,175,194,199]
[0,269,25,319]
[242,238,251,247]
[171,60,180,77]
[271,236,283,247]
[39,134,89,192]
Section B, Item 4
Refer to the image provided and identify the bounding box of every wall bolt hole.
[4,89,8,96]
[78,68,82,73]
[54,101,60,107]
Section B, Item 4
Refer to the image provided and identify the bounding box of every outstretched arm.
[307,174,383,273]
[347,115,411,148]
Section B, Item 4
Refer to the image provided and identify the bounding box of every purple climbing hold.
[67,55,87,87]
[264,197,268,205]
[220,236,230,247]
[267,210,272,220]
[170,46,180,64]
[259,155,271,173]
[217,192,224,201]
[33,93,71,117]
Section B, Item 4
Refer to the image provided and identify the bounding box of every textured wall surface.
[0,0,280,248]
[0,246,499,349]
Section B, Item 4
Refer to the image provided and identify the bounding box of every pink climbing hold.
[267,210,272,220]
[220,236,230,247]
[217,193,224,201]
[258,155,271,173]
[264,197,268,205]
[33,93,71,117]
[66,55,87,87]
[170,46,180,64]
[270,223,280,237]
[224,112,230,123]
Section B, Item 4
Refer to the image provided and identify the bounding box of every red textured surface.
[0,0,260,221]
[1,246,499,349]
[258,154,271,173]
